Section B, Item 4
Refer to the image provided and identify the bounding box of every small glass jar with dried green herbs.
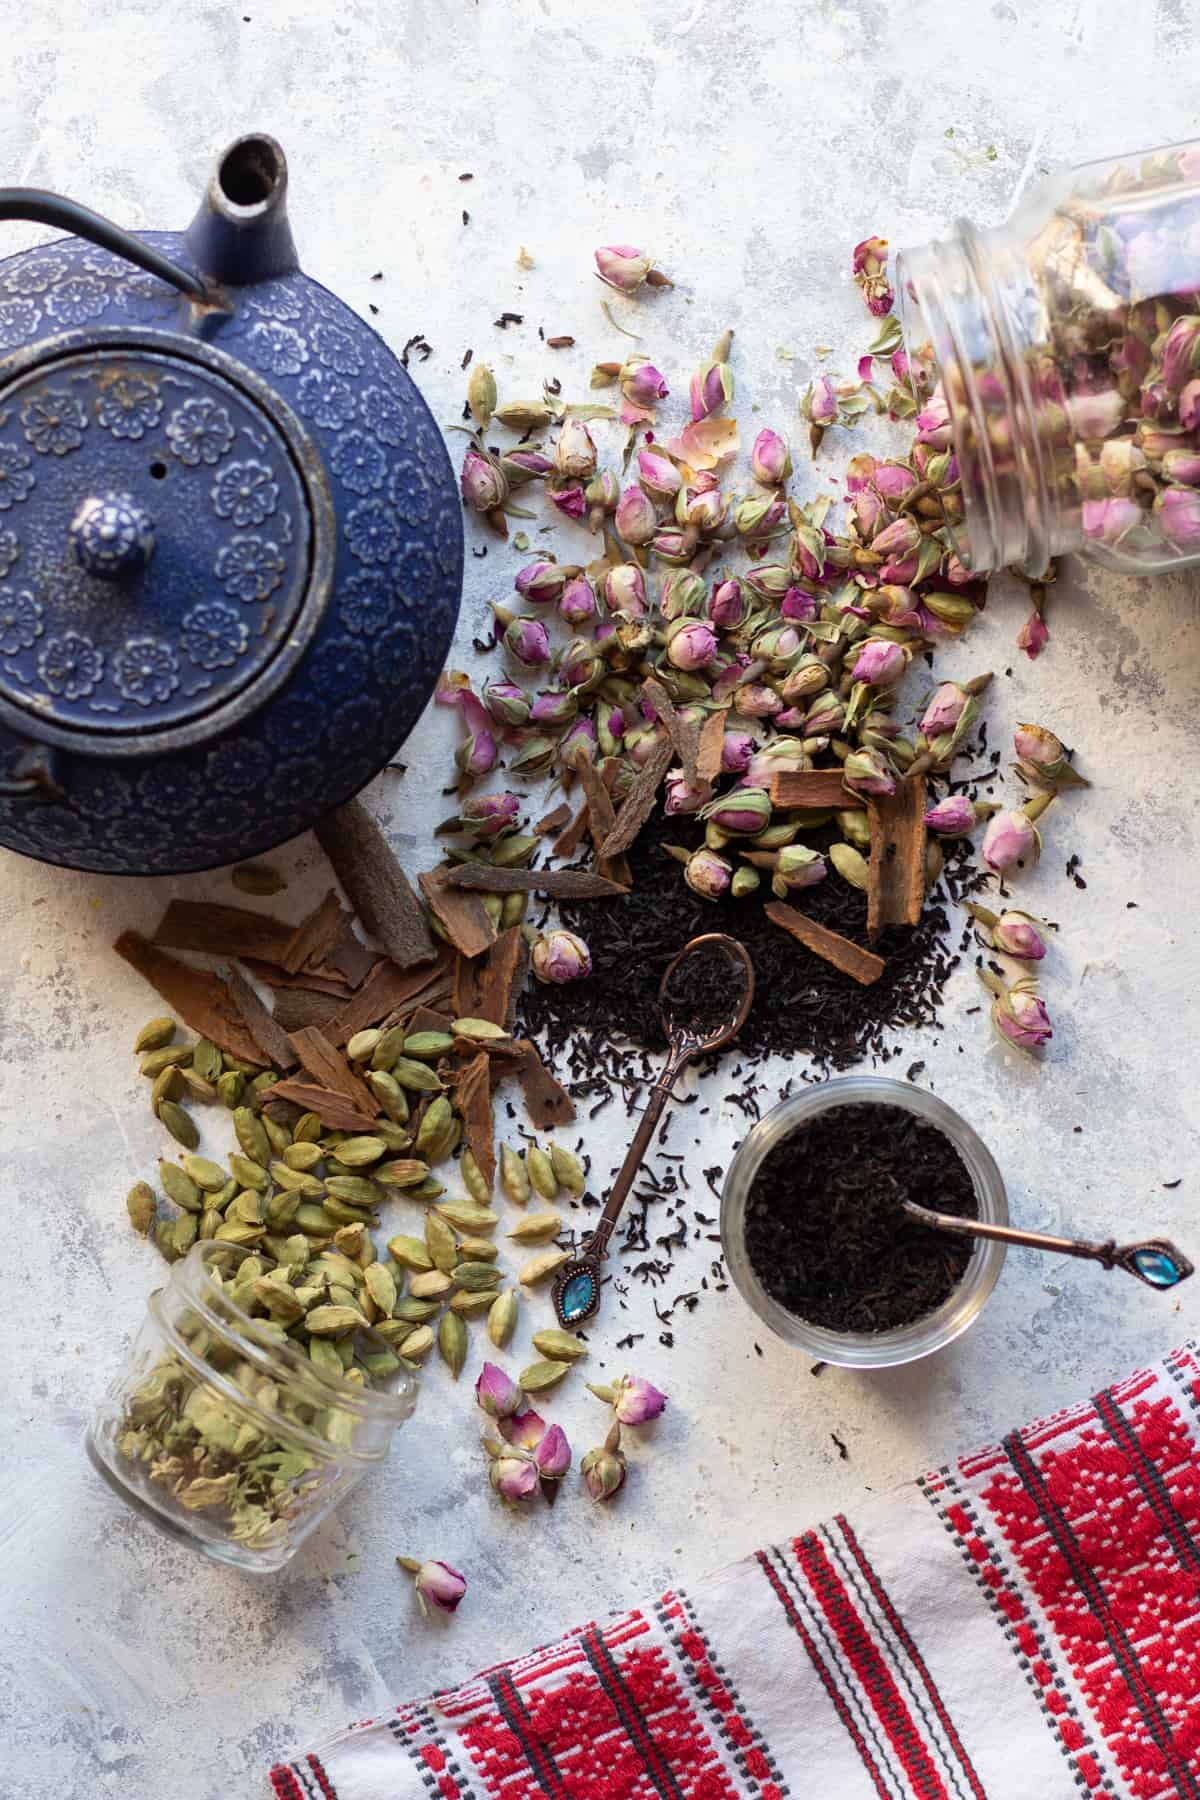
[898,139,1200,576]
[87,1244,416,1571]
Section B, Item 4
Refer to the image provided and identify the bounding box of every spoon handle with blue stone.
[902,1200,1193,1290]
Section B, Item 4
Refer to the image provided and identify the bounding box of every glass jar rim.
[720,1075,1008,1368]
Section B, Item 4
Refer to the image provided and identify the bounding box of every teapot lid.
[0,331,333,755]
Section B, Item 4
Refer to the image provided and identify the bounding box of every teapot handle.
[0,744,65,804]
[0,189,207,302]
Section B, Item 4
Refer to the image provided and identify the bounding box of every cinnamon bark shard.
[239,960,354,998]
[867,774,927,940]
[314,800,437,970]
[114,933,265,1065]
[642,676,700,786]
[445,865,628,898]
[418,864,497,959]
[597,735,674,859]
[509,1038,576,1128]
[474,926,530,1032]
[770,770,866,811]
[695,706,729,785]
[535,801,572,837]
[222,965,299,1070]
[324,949,454,1045]
[280,889,345,975]
[551,802,591,861]
[270,988,345,1034]
[764,902,885,987]
[268,1083,380,1133]
[577,755,631,887]
[151,901,295,965]
[454,1051,495,1189]
[287,1026,379,1116]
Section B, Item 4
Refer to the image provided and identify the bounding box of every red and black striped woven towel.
[269,1342,1200,1799]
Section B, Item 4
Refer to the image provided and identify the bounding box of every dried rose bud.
[1013,722,1062,766]
[676,480,728,536]
[869,515,920,562]
[547,484,587,521]
[402,1558,467,1616]
[603,561,648,619]
[776,587,817,626]
[594,245,658,293]
[664,767,711,815]
[501,448,553,487]
[699,785,772,835]
[790,523,826,582]
[873,461,917,504]
[923,794,983,836]
[708,576,749,630]
[1016,608,1049,659]
[1066,389,1125,440]
[915,386,952,449]
[503,615,551,667]
[660,569,707,620]
[990,979,1052,1052]
[581,1442,627,1502]
[1082,495,1143,546]
[585,469,620,532]
[558,716,598,767]
[744,562,792,602]
[529,689,577,730]
[684,846,733,900]
[490,1456,540,1504]
[751,623,803,667]
[919,681,974,739]
[611,1374,667,1425]
[500,1407,547,1451]
[751,428,792,486]
[689,353,735,423]
[1181,378,1200,433]
[721,729,756,774]
[1161,314,1200,392]
[557,575,597,626]
[852,235,893,317]
[515,560,574,603]
[459,791,522,838]
[665,617,718,671]
[596,704,625,758]
[554,417,598,480]
[842,747,897,798]
[460,446,508,513]
[771,844,827,897]
[981,808,1040,873]
[736,682,784,718]
[1161,447,1200,485]
[532,929,591,984]
[534,1423,572,1480]
[850,637,906,687]
[620,720,661,768]
[475,1361,522,1419]
[620,358,670,408]
[735,494,787,539]
[615,484,658,546]
[989,910,1049,961]
[637,447,682,501]
[1156,484,1200,548]
[780,659,827,704]
[510,733,558,775]
[746,739,807,785]
[803,375,838,428]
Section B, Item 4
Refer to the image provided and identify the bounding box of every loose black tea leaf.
[743,1102,979,1333]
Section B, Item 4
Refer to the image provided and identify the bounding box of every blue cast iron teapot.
[0,134,463,874]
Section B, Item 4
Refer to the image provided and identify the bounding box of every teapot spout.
[184,134,298,287]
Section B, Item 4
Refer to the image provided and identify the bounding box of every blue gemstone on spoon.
[1132,1248,1183,1288]
[560,1271,597,1321]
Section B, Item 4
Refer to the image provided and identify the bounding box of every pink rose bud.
[843,747,897,798]
[596,704,625,758]
[869,515,920,561]
[851,637,906,687]
[620,358,670,408]
[615,484,658,546]
[852,235,893,317]
[666,618,718,670]
[915,387,952,449]
[1082,495,1143,545]
[603,561,648,618]
[660,569,707,620]
[1013,722,1064,766]
[455,719,498,780]
[992,912,1048,961]
[1180,378,1200,432]
[771,844,827,896]
[500,1407,547,1451]
[534,1423,573,1479]
[700,785,772,835]
[992,983,1052,1051]
[850,486,885,539]
[1067,390,1124,440]
[612,1374,667,1425]
[709,577,749,630]
[510,733,558,776]
[752,623,803,664]
[475,1361,523,1419]
[581,1444,627,1502]
[676,480,728,535]
[460,447,508,513]
[1017,608,1049,659]
[1161,313,1200,391]
[554,417,598,480]
[1157,484,1200,548]
[804,693,845,735]
[585,469,620,531]
[684,847,733,900]
[689,355,735,422]
[780,586,820,623]
[531,929,592,984]
[648,526,691,563]
[461,791,522,837]
[529,689,577,729]
[807,375,838,427]
[515,560,573,603]
[502,448,553,486]
[1162,447,1200,486]
[923,794,979,836]
[664,767,710,815]
[747,738,808,784]
[624,720,665,767]
[412,1559,467,1614]
[919,682,969,738]
[594,244,654,293]
[503,615,551,667]
[558,574,598,625]
[744,562,792,602]
[873,462,917,503]
[721,729,756,774]
[482,680,530,728]
[790,523,826,582]
[736,682,784,718]
[490,1456,540,1504]
[548,483,587,520]
[734,494,787,539]
[637,447,682,500]
[752,428,793,486]
[982,809,1038,873]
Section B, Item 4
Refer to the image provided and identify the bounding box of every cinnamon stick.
[287,1026,379,1116]
[535,801,572,837]
[695,706,729,784]
[764,902,885,987]
[268,1082,380,1133]
[454,1051,495,1188]
[418,864,497,958]
[223,965,299,1070]
[509,1038,576,1128]
[239,960,354,998]
[867,774,927,939]
[320,917,378,988]
[474,926,530,1032]
[445,865,628,898]
[114,933,266,1065]
[324,949,454,1045]
[551,802,591,861]
[598,735,674,859]
[270,988,345,1034]
[577,755,631,887]
[642,676,700,786]
[280,890,344,975]
[771,770,866,811]
[314,799,437,969]
[408,1005,454,1036]
[151,901,295,965]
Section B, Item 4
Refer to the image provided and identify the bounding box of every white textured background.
[1,3,1199,1796]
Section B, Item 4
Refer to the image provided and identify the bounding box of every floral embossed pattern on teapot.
[0,133,463,874]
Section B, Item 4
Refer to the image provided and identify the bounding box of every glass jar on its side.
[897,139,1200,577]
[87,1243,417,1571]
[720,1076,1007,1369]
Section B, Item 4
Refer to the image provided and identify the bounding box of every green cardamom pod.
[371,1025,407,1071]
[500,1143,531,1205]
[391,1057,445,1093]
[149,1064,184,1110]
[180,1154,227,1193]
[335,1135,387,1168]
[549,1144,586,1196]
[518,1359,569,1393]
[171,1214,199,1257]
[829,841,870,891]
[363,1263,398,1315]
[126,1181,156,1236]
[453,1261,502,1292]
[325,1175,384,1208]
[457,1236,498,1262]
[158,1160,202,1213]
[500,891,527,930]
[408,1269,452,1299]
[394,1296,442,1324]
[233,1106,271,1166]
[424,1212,458,1273]
[406,1175,446,1203]
[367,1069,410,1123]
[526,1145,558,1201]
[436,1199,498,1232]
[450,1287,500,1315]
[518,1248,571,1286]
[228,1151,269,1190]
[487,1289,519,1348]
[266,1189,302,1227]
[305,1304,365,1335]
[198,1207,222,1240]
[322,1196,377,1227]
[284,1141,323,1172]
[154,1219,181,1262]
[375,1157,428,1189]
[261,1113,292,1157]
[402,1031,455,1061]
[134,1016,176,1053]
[294,1202,338,1237]
[294,1111,323,1144]
[178,1068,217,1105]
[140,1043,193,1077]
[437,1311,468,1379]
[532,1328,588,1362]
[506,1209,561,1243]
[157,1099,199,1150]
[460,1147,491,1203]
[192,1039,223,1083]
[346,1028,383,1063]
[398,1325,435,1362]
[216,1069,245,1108]
[452,1017,511,1042]
[270,1161,325,1196]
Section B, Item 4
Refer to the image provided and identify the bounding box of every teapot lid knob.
[70,492,156,579]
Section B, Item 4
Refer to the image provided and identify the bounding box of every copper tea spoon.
[902,1200,1193,1290]
[552,933,755,1330]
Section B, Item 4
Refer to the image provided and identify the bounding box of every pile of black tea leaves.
[742,1101,979,1332]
